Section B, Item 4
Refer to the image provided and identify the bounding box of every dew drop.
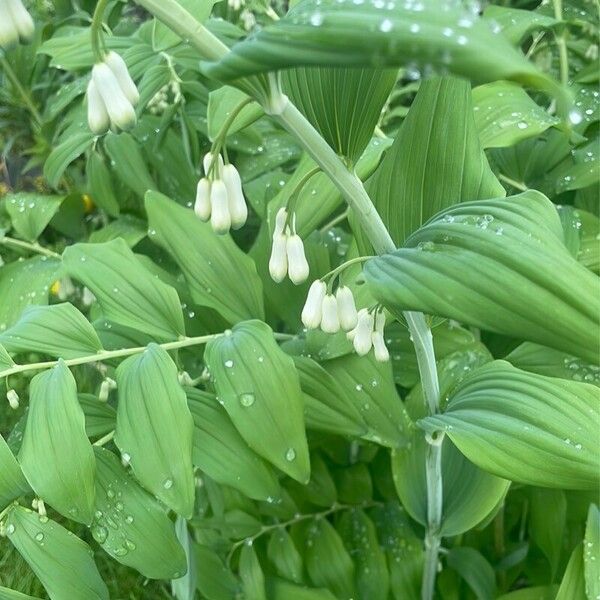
[224,359,234,368]
[92,526,108,544]
[285,448,296,461]
[6,524,15,535]
[35,532,44,542]
[239,393,255,407]
[379,18,393,32]
[163,478,174,490]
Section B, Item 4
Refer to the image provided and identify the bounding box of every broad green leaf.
[91,447,187,579]
[483,6,557,44]
[322,353,411,448]
[0,434,28,510]
[334,463,372,505]
[305,518,355,599]
[289,452,337,508]
[364,191,600,363]
[136,63,172,113]
[529,488,566,577]
[86,152,120,217]
[4,194,65,241]
[0,586,41,600]
[63,239,185,341]
[172,516,197,600]
[207,86,262,141]
[419,361,600,490]
[497,587,558,600]
[282,67,396,162]
[88,215,147,247]
[266,579,337,600]
[78,394,116,438]
[194,545,240,600]
[366,76,503,247]
[473,81,559,148]
[584,505,600,600]
[506,342,600,387]
[239,544,267,600]
[447,547,496,600]
[293,356,368,438]
[115,344,195,517]
[44,132,94,189]
[267,529,303,584]
[205,0,568,113]
[556,543,586,600]
[186,388,281,502]
[103,133,157,197]
[4,505,109,600]
[19,361,96,524]
[337,509,389,600]
[0,304,103,360]
[204,320,310,483]
[0,256,60,332]
[145,191,265,323]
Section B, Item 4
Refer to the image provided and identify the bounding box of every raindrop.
[239,393,255,407]
[285,448,296,461]
[379,18,393,32]
[224,359,234,368]
[92,526,108,544]
[6,524,15,535]
[163,478,174,490]
[35,532,44,542]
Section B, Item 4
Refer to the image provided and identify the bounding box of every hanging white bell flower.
[98,377,117,402]
[372,309,390,362]
[6,388,19,410]
[286,234,309,285]
[203,152,224,178]
[195,177,211,221]
[269,207,289,283]
[301,280,326,329]
[103,51,139,105]
[335,286,358,331]
[320,294,341,333]
[222,164,248,230]
[86,79,110,135]
[347,309,374,356]
[268,207,309,285]
[210,179,231,235]
[0,0,35,49]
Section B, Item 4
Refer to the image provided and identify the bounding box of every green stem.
[552,0,570,85]
[0,236,60,258]
[91,0,110,62]
[319,208,349,232]
[93,430,115,447]
[284,166,322,229]
[0,57,42,125]
[498,173,528,192]
[322,255,374,288]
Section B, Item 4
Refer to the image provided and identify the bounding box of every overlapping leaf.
[0,434,28,510]
[4,194,65,241]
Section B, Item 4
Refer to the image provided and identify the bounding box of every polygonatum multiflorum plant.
[0,0,598,598]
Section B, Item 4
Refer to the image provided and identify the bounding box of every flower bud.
[3,0,34,46]
[210,180,231,234]
[86,79,110,135]
[92,62,136,131]
[286,234,309,285]
[104,51,139,106]
[203,152,224,178]
[0,1,19,49]
[6,389,19,410]
[350,309,374,356]
[320,294,340,333]
[336,286,358,331]
[301,280,326,329]
[222,164,248,229]
[194,177,211,221]
[269,233,288,283]
[98,377,116,402]
[372,330,390,362]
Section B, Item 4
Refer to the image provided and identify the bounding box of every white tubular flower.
[6,389,19,410]
[104,51,139,106]
[0,0,34,49]
[203,152,224,178]
[269,208,288,282]
[98,377,116,402]
[336,286,358,331]
[91,62,137,132]
[372,309,389,362]
[210,180,231,235]
[348,309,374,356]
[301,280,326,329]
[194,177,211,221]
[286,234,309,285]
[86,79,110,135]
[222,164,248,230]
[320,294,340,333]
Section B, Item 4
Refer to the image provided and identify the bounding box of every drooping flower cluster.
[87,51,139,134]
[0,0,34,49]
[347,308,389,362]
[194,152,248,235]
[269,207,309,285]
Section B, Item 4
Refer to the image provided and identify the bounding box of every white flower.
[286,234,309,285]
[336,286,358,331]
[320,294,340,333]
[222,164,248,230]
[228,0,244,9]
[269,207,309,284]
[347,309,374,356]
[6,388,19,410]
[0,0,35,49]
[372,310,389,362]
[210,179,231,235]
[195,177,211,221]
[88,53,138,134]
[203,152,224,178]
[82,286,96,306]
[240,8,256,30]
[98,377,116,402]
[301,280,326,329]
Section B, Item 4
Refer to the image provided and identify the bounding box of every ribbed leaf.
[267,529,303,584]
[204,320,310,483]
[44,132,94,189]
[556,543,586,600]
[4,194,65,241]
[239,544,267,600]
[4,505,108,600]
[78,394,116,438]
[0,586,41,600]
[145,191,265,323]
[0,304,103,360]
[529,488,566,577]
[366,76,503,247]
[0,434,28,510]
[205,0,567,111]
[0,343,15,372]
[63,239,185,341]
[19,361,96,524]
[115,344,195,517]
[266,580,337,600]
[282,67,396,162]
[364,191,600,363]
[447,547,496,600]
[584,505,600,600]
[419,361,600,490]
[91,447,187,579]
[194,545,240,600]
[186,388,281,501]
[86,152,120,217]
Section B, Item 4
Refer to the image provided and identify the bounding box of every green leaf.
[584,505,600,600]
[194,545,240,600]
[186,388,281,502]
[267,529,303,584]
[44,132,94,189]
[145,191,265,323]
[4,194,65,241]
[18,361,96,524]
[88,215,147,247]
[91,447,187,579]
[266,579,337,600]
[419,361,600,490]
[290,452,337,507]
[86,152,120,217]
[205,0,568,111]
[0,434,28,510]
[0,343,15,372]
[556,543,586,600]
[529,488,566,577]
[447,547,496,600]
[207,86,262,141]
[473,81,559,149]
[204,320,310,483]
[482,5,557,44]
[4,505,108,600]
[497,587,558,600]
[78,394,116,438]
[364,191,600,363]
[282,67,397,162]
[62,239,185,341]
[0,256,60,332]
[115,344,195,517]
[0,303,103,360]
[239,544,267,600]
[366,76,503,247]
[172,516,197,600]
[152,0,217,51]
[0,586,41,600]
